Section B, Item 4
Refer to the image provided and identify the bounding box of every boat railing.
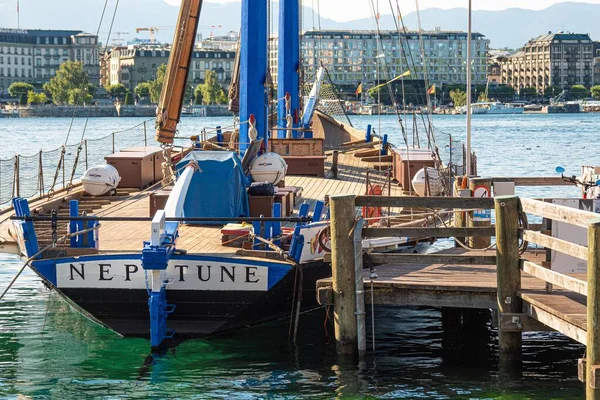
[0,119,153,208]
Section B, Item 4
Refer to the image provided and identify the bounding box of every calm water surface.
[0,113,597,399]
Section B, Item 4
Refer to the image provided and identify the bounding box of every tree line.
[7,61,229,106]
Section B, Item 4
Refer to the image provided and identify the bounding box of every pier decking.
[320,193,600,398]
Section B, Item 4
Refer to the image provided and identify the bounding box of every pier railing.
[495,195,600,398]
[329,193,600,398]
[328,194,498,355]
[0,120,151,207]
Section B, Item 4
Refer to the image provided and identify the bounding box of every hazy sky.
[164,0,600,22]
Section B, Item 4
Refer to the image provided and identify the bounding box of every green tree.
[148,64,167,103]
[477,92,489,102]
[519,87,538,99]
[134,82,151,99]
[591,85,600,100]
[27,91,47,105]
[45,61,90,104]
[18,93,27,105]
[490,84,515,102]
[195,70,227,105]
[543,85,562,98]
[106,83,127,99]
[449,89,467,108]
[124,92,135,105]
[569,85,589,100]
[8,82,35,97]
[68,88,93,105]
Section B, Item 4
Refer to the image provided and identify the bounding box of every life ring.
[362,184,383,225]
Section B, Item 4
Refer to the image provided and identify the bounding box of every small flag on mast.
[355,83,363,95]
[427,84,436,95]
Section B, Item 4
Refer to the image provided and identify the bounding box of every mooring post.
[586,220,600,399]
[330,194,358,356]
[494,195,522,366]
[468,178,492,248]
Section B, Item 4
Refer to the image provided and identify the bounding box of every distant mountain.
[0,1,598,49]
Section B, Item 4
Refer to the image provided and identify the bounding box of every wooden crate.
[105,151,154,189]
[284,156,326,177]
[270,138,324,156]
[121,146,165,184]
[249,195,276,217]
[392,148,435,190]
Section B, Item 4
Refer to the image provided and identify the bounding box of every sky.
[165,0,600,22]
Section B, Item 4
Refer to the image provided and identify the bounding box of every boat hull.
[31,254,330,337]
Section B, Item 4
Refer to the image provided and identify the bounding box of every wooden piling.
[587,220,600,400]
[468,178,492,248]
[494,195,522,364]
[330,194,358,355]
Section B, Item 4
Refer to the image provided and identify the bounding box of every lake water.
[0,113,597,399]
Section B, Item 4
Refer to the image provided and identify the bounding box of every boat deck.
[97,148,401,255]
[0,143,407,260]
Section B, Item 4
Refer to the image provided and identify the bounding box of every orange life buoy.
[362,184,383,225]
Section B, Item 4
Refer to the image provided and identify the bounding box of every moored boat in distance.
[459,102,524,115]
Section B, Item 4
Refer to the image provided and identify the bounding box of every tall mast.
[465,0,472,176]
[277,0,300,138]
[239,0,268,153]
[155,0,203,144]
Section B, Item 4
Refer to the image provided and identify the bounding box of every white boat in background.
[460,102,524,115]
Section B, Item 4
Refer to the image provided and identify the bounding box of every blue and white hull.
[31,253,327,337]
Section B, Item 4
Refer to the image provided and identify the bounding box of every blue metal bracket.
[366,124,372,143]
[312,201,324,222]
[142,229,176,348]
[381,134,388,156]
[12,197,39,258]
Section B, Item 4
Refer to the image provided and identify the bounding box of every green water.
[1,114,597,398]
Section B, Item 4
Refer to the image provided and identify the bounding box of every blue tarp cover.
[176,151,249,225]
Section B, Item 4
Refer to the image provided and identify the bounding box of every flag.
[427,84,436,95]
[376,12,380,20]
[16,0,19,13]
[355,83,362,95]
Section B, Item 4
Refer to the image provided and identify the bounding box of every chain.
[51,209,58,248]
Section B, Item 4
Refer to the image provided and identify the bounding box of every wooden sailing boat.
[0,0,446,350]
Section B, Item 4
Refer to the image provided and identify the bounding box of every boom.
[155,0,203,144]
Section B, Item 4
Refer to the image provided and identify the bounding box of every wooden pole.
[587,220,600,399]
[495,195,522,365]
[353,217,366,360]
[330,194,357,355]
[468,178,492,248]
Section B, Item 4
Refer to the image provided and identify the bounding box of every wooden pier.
[318,194,600,399]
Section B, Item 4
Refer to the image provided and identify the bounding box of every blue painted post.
[298,202,310,226]
[216,125,223,144]
[277,0,300,139]
[85,220,97,249]
[69,200,79,248]
[272,202,282,247]
[381,134,388,155]
[239,0,268,154]
[365,124,372,143]
[312,200,324,222]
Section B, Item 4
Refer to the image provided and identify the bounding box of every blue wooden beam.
[277,0,300,138]
[239,0,268,153]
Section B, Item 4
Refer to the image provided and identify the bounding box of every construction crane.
[135,26,175,44]
[137,25,223,44]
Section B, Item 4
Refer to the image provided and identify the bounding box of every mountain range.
[0,1,598,49]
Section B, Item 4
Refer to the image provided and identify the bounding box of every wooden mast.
[155,0,203,144]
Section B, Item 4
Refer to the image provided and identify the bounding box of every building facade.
[268,29,489,94]
[106,45,235,90]
[0,28,100,93]
[500,32,595,93]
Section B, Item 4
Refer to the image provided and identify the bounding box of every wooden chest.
[392,148,435,190]
[270,138,324,156]
[105,151,154,189]
[121,146,165,184]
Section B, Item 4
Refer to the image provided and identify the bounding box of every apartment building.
[106,45,235,90]
[500,32,595,93]
[0,28,100,92]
